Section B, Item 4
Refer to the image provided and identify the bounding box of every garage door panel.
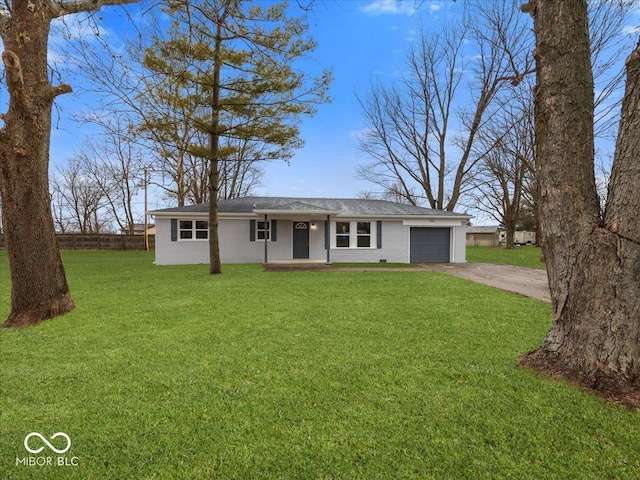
[410,227,450,263]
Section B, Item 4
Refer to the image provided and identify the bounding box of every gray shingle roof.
[150,196,470,217]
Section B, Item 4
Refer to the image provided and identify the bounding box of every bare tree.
[50,184,72,234]
[81,119,144,234]
[62,9,288,209]
[466,75,536,248]
[52,156,111,234]
[470,118,532,247]
[218,137,265,200]
[357,2,533,211]
[589,0,639,140]
[467,0,634,248]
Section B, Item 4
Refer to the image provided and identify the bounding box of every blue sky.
[2,0,637,223]
[260,0,455,199]
[37,0,461,210]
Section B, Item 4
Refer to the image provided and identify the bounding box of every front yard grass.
[1,251,639,479]
[466,245,545,269]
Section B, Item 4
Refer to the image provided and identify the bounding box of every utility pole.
[143,167,149,251]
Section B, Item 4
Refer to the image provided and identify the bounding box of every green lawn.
[466,245,546,269]
[1,251,639,479]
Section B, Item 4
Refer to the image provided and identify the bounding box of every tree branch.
[2,50,23,90]
[49,0,140,18]
[51,83,73,98]
[520,2,536,16]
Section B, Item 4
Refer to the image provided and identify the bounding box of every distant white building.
[499,230,537,246]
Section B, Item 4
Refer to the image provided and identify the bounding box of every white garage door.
[410,228,451,263]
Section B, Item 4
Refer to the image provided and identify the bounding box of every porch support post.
[264,214,268,264]
[326,215,331,264]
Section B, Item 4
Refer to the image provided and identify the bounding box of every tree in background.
[61,11,264,209]
[466,74,536,248]
[356,1,532,211]
[51,158,109,234]
[133,23,210,207]
[143,0,331,274]
[472,0,634,243]
[218,136,266,200]
[519,0,640,407]
[81,120,144,235]
[51,118,145,234]
[0,0,137,327]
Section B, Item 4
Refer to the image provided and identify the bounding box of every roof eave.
[252,208,341,216]
[149,209,473,220]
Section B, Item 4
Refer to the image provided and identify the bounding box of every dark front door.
[293,222,310,259]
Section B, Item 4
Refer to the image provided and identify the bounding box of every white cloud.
[621,24,640,36]
[348,127,373,141]
[51,15,109,43]
[360,0,416,16]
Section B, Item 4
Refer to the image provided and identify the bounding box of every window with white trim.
[257,221,270,240]
[179,220,208,240]
[334,221,376,248]
[357,222,371,247]
[336,222,350,247]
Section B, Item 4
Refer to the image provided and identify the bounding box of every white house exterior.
[149,196,471,265]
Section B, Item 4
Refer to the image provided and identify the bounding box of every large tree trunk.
[0,3,75,327]
[208,158,221,275]
[208,20,223,275]
[519,0,640,407]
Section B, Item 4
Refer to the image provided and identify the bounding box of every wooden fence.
[0,234,155,251]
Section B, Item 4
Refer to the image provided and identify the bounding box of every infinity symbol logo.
[24,432,71,454]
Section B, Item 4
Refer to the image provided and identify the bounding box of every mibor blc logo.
[16,432,79,467]
[24,432,71,454]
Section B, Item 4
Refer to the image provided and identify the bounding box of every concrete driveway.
[420,263,551,303]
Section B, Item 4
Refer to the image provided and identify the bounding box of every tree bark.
[208,20,223,275]
[519,0,640,407]
[504,221,515,250]
[0,3,75,327]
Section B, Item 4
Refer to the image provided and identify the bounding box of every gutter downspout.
[264,214,268,264]
[326,215,330,264]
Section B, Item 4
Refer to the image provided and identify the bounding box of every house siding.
[155,217,210,265]
[329,220,407,263]
[453,225,467,262]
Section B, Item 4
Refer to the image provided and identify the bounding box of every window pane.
[357,236,371,248]
[256,221,270,240]
[336,222,350,234]
[179,220,192,230]
[195,231,208,239]
[195,221,208,230]
[337,236,350,248]
[357,222,370,234]
[180,231,193,239]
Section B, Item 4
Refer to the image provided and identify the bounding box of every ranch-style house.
[149,196,471,265]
